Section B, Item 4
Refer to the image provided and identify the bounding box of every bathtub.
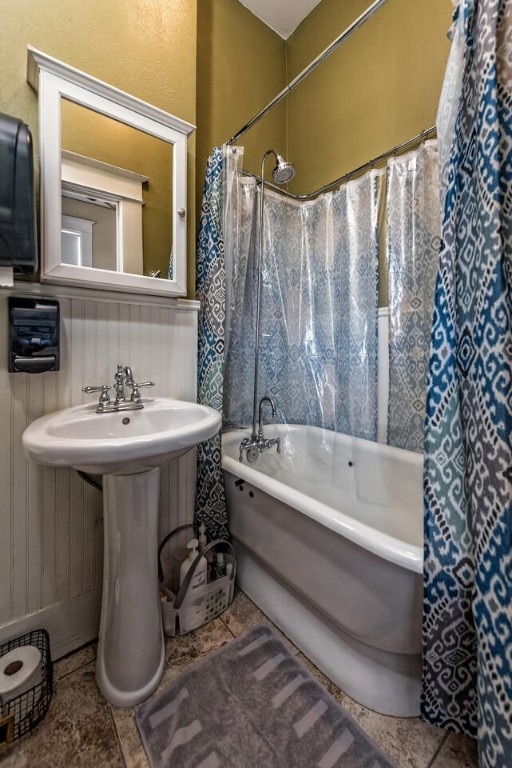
[222,424,424,717]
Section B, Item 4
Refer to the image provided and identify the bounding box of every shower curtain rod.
[237,124,437,201]
[225,0,389,146]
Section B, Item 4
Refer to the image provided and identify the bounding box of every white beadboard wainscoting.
[0,285,199,659]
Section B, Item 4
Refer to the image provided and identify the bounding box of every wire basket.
[158,526,235,637]
[0,629,53,749]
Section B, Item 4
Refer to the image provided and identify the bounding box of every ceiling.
[238,0,324,39]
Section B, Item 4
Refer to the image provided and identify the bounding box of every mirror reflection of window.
[61,99,173,278]
[62,197,116,270]
[61,215,94,267]
[61,151,147,274]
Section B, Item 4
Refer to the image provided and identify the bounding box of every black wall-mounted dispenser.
[0,112,38,274]
[8,297,59,373]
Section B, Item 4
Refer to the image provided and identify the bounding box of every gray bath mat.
[136,625,396,768]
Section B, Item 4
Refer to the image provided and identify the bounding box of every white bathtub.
[222,424,424,717]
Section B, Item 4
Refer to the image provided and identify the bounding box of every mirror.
[27,46,195,297]
[60,102,173,277]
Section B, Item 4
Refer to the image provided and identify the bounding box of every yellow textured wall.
[0,0,452,294]
[285,0,452,194]
[195,0,451,205]
[196,0,287,221]
[0,0,197,292]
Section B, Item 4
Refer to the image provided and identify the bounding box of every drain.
[122,417,130,425]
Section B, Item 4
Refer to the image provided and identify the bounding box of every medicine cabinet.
[27,46,195,297]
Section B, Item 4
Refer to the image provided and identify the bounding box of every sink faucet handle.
[82,384,111,405]
[129,380,155,405]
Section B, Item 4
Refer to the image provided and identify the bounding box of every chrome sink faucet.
[239,396,280,463]
[114,365,136,406]
[83,365,155,413]
[114,365,128,404]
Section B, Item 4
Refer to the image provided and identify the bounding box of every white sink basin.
[22,397,221,475]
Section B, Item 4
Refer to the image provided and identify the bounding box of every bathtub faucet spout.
[239,396,280,463]
[258,396,276,439]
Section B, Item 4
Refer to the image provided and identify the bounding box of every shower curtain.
[223,147,382,439]
[422,2,512,766]
[195,147,228,541]
[387,142,441,453]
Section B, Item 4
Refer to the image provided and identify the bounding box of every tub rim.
[222,427,423,575]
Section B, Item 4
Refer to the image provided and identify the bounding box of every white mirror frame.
[27,46,195,297]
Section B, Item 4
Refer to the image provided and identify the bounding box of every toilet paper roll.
[0,267,14,288]
[0,646,42,704]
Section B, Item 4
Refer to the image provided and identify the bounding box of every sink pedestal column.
[96,467,165,707]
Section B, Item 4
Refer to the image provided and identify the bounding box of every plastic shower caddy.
[158,525,236,637]
[0,629,53,750]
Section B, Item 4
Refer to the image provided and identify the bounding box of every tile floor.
[0,589,478,768]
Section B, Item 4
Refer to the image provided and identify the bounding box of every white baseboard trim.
[0,589,101,661]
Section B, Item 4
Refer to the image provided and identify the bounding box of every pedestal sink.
[22,397,221,707]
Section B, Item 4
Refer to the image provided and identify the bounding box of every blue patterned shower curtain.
[223,156,382,439]
[195,147,228,541]
[387,142,441,453]
[422,2,512,765]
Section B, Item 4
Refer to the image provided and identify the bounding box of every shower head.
[261,148,295,185]
[272,153,295,184]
